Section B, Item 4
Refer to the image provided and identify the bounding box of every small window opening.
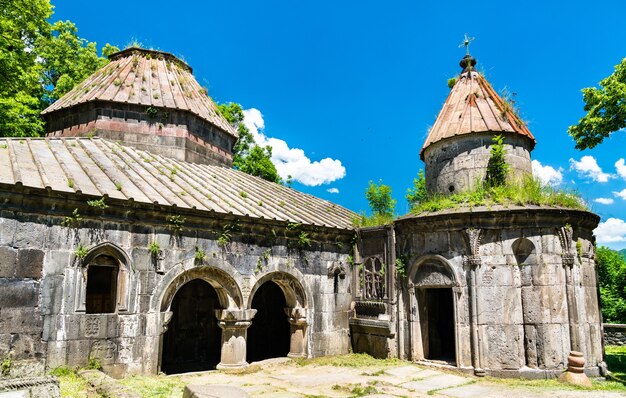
[333,272,339,294]
[86,255,118,314]
[448,185,455,192]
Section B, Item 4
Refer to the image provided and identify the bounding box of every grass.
[606,345,626,381]
[412,176,587,214]
[49,367,92,398]
[119,374,185,398]
[293,353,406,368]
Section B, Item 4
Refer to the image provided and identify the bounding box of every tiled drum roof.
[41,48,237,138]
[420,57,535,159]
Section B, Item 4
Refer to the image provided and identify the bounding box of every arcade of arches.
[160,275,307,374]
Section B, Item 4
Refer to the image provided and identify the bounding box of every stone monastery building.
[0,48,606,379]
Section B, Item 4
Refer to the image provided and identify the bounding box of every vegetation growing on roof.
[485,134,509,187]
[167,215,185,234]
[86,197,107,209]
[353,180,396,227]
[61,208,82,227]
[411,176,587,214]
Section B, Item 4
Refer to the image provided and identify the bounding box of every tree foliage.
[485,134,509,187]
[365,180,396,218]
[0,0,118,137]
[406,169,427,210]
[568,58,626,150]
[597,246,626,323]
[217,102,281,183]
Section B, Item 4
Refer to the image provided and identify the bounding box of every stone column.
[215,309,256,369]
[284,307,308,358]
[562,253,580,352]
[465,255,485,376]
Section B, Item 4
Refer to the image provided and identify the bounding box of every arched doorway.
[247,281,290,362]
[409,256,458,365]
[161,279,221,374]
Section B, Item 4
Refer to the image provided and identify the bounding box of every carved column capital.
[160,311,173,334]
[562,254,576,268]
[284,307,308,325]
[215,309,257,330]
[464,255,482,268]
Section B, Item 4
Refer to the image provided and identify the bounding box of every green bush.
[598,247,626,323]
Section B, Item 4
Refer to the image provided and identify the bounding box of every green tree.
[597,246,626,323]
[568,58,626,149]
[0,0,52,137]
[37,20,118,103]
[366,180,396,218]
[406,169,427,210]
[217,102,281,183]
[238,145,281,184]
[0,1,117,137]
[485,134,508,187]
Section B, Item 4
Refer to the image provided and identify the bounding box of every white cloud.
[595,218,626,243]
[594,197,614,205]
[569,155,613,182]
[242,108,346,186]
[327,188,339,194]
[616,158,626,180]
[532,160,563,186]
[614,189,626,200]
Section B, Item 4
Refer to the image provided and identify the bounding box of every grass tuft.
[412,176,587,214]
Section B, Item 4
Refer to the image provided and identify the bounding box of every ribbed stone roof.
[41,48,237,138]
[420,58,536,159]
[0,137,355,229]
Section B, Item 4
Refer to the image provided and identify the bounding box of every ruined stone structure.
[0,48,606,381]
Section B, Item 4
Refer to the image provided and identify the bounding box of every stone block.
[131,248,152,272]
[44,250,72,275]
[0,279,39,307]
[13,218,47,248]
[0,214,17,245]
[484,324,524,370]
[477,264,513,287]
[0,245,17,277]
[477,286,522,325]
[46,340,68,369]
[66,339,92,367]
[16,248,44,279]
[0,307,43,334]
[41,275,65,315]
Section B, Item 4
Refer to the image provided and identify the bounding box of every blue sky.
[53,0,626,249]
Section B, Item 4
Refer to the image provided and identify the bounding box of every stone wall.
[0,189,352,377]
[391,207,603,378]
[44,101,235,167]
[604,324,626,346]
[423,132,533,194]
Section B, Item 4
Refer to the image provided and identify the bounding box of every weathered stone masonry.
[0,187,353,377]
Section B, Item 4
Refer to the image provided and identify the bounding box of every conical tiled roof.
[41,48,237,138]
[420,56,535,159]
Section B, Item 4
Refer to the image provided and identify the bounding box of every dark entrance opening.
[247,281,290,362]
[86,256,118,314]
[417,287,456,363]
[161,279,221,374]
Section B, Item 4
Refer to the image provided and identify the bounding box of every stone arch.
[247,271,309,359]
[247,270,308,310]
[159,266,243,312]
[74,242,133,313]
[407,255,459,365]
[408,254,459,288]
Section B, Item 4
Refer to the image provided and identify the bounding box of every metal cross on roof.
[459,34,475,55]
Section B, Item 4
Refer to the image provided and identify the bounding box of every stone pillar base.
[473,368,486,377]
[285,307,308,358]
[557,351,592,388]
[215,309,257,370]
